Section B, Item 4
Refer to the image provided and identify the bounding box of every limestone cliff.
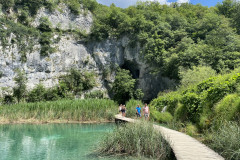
[0,4,174,101]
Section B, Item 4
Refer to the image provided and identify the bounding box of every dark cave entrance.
[121,60,140,79]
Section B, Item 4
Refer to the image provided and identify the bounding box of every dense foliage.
[112,68,144,103]
[87,0,240,80]
[151,69,240,128]
[151,68,240,159]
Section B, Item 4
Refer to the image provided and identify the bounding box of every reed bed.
[97,121,171,159]
[208,121,240,160]
[0,99,117,122]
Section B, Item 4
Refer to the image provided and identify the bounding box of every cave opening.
[121,60,140,79]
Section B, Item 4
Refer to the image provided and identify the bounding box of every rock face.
[0,5,174,100]
[32,4,93,33]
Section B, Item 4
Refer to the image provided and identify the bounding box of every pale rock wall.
[0,5,174,100]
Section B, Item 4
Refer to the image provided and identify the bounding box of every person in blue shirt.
[136,104,141,118]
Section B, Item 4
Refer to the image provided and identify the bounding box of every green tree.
[0,0,14,11]
[13,69,27,103]
[60,68,96,95]
[179,66,216,87]
[27,84,46,102]
[112,68,136,103]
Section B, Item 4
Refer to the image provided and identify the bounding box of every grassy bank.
[97,121,172,160]
[0,99,117,123]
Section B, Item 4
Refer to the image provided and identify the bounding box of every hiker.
[136,104,141,118]
[143,103,150,120]
[121,105,126,117]
[119,104,122,114]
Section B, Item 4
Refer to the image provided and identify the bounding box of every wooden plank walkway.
[115,114,224,160]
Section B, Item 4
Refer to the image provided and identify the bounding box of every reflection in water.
[0,123,115,160]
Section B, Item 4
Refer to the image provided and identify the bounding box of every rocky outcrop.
[32,4,93,33]
[0,5,174,100]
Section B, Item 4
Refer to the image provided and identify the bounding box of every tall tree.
[112,68,136,104]
[13,69,27,103]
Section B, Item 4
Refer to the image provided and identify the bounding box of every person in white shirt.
[143,103,150,120]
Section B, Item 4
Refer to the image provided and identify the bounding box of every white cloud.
[177,0,190,3]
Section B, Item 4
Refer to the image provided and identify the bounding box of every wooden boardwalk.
[115,114,224,160]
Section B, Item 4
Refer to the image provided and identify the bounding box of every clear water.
[0,123,134,160]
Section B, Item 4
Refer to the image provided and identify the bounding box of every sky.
[96,0,224,8]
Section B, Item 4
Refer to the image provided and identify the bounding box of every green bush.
[59,68,96,95]
[125,99,143,118]
[84,90,104,99]
[27,84,46,102]
[214,94,240,128]
[67,0,81,15]
[180,92,202,122]
[185,123,198,137]
[151,110,173,123]
[174,103,187,122]
[179,66,216,87]
[199,114,211,130]
[209,121,240,160]
[97,121,171,159]
[151,91,181,115]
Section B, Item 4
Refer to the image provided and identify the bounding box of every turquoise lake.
[0,123,133,160]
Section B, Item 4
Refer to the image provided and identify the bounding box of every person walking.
[136,104,141,118]
[121,105,126,117]
[143,103,150,120]
[119,104,122,114]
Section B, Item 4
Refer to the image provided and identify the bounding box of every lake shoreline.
[0,118,114,125]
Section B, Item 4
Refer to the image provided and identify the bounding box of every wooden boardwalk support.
[115,114,224,160]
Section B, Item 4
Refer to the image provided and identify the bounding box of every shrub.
[151,91,181,115]
[97,121,171,159]
[179,66,216,87]
[27,84,46,102]
[67,0,81,15]
[199,114,211,130]
[84,90,104,99]
[13,69,27,103]
[180,92,202,122]
[151,110,173,123]
[213,94,240,128]
[125,99,143,118]
[59,68,96,95]
[134,89,144,100]
[2,95,15,105]
[209,121,240,160]
[174,103,187,122]
[185,123,198,137]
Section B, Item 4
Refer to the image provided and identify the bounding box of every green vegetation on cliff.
[89,0,240,79]
[1,0,240,81]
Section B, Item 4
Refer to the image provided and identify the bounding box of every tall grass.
[97,121,171,159]
[0,99,117,122]
[208,121,240,160]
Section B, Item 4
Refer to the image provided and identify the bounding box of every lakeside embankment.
[0,99,117,124]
